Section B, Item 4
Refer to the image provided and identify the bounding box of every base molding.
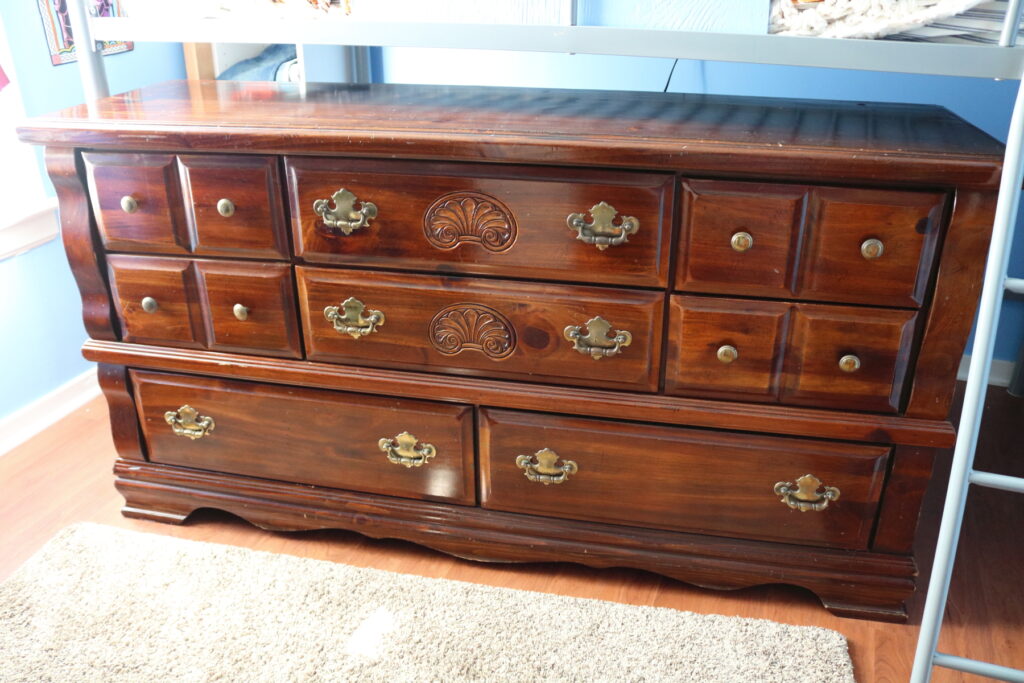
[115,458,917,622]
[0,366,100,456]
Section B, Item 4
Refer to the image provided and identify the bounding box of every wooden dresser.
[20,80,1004,621]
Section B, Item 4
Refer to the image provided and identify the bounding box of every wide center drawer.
[297,267,664,392]
[131,370,476,504]
[286,158,673,287]
[479,409,890,550]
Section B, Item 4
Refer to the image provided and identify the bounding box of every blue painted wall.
[0,4,185,420]
[380,49,1023,362]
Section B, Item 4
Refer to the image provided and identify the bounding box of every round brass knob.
[730,231,754,252]
[141,296,158,313]
[839,354,862,373]
[120,195,139,213]
[232,303,249,321]
[717,344,739,364]
[861,238,885,260]
[217,198,235,218]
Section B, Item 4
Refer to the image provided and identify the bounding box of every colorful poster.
[37,0,133,66]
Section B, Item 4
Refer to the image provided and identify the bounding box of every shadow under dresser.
[19,80,1005,621]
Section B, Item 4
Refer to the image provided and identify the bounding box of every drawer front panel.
[677,180,804,298]
[84,152,188,254]
[676,180,945,307]
[194,261,301,358]
[480,409,890,550]
[287,158,673,287]
[132,370,475,504]
[108,256,302,357]
[781,305,918,412]
[178,154,289,259]
[107,255,202,347]
[297,267,663,392]
[665,297,789,401]
[666,295,918,413]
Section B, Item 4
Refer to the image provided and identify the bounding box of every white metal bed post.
[910,6,1024,680]
[68,0,109,101]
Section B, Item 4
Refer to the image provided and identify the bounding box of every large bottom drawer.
[479,408,890,550]
[130,370,476,504]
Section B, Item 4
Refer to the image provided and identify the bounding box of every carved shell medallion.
[423,191,517,252]
[429,303,516,360]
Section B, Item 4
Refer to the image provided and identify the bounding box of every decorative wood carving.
[423,191,517,252]
[429,303,516,359]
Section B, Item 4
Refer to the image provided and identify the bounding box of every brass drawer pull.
[839,354,862,373]
[232,303,249,321]
[730,231,754,252]
[313,188,378,236]
[774,474,840,512]
[861,238,885,260]
[164,405,215,440]
[140,296,159,314]
[324,297,385,339]
[566,201,638,250]
[379,431,436,468]
[120,195,138,213]
[564,316,632,359]
[717,344,739,364]
[217,198,235,217]
[516,448,578,485]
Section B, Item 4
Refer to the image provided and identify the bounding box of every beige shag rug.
[0,523,857,682]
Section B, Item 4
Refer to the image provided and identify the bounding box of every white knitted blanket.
[771,0,987,37]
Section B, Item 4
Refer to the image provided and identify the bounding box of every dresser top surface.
[20,80,1003,187]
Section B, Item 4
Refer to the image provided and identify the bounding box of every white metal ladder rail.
[910,41,1024,683]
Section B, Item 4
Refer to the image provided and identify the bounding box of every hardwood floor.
[1,385,1021,682]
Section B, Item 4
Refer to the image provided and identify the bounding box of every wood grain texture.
[83,152,189,255]
[5,388,1024,681]
[678,180,946,308]
[45,147,118,341]
[18,81,1003,189]
[106,255,204,348]
[97,363,146,462]
[131,370,476,505]
[872,446,937,554]
[905,190,998,419]
[82,339,957,447]
[287,157,673,287]
[297,266,664,392]
[194,260,301,358]
[109,457,916,621]
[178,154,289,260]
[667,295,919,412]
[479,408,890,550]
[782,304,918,413]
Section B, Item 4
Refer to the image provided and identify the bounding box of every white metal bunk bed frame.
[62,1,1024,680]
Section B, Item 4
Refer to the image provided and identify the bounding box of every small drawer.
[132,370,475,504]
[781,304,918,413]
[297,267,663,392]
[665,295,918,413]
[676,180,945,307]
[799,187,945,307]
[479,408,890,550]
[107,255,202,347]
[178,155,289,259]
[665,297,789,401]
[677,180,804,298]
[194,261,301,358]
[84,153,189,254]
[286,158,673,288]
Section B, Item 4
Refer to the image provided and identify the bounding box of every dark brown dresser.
[19,80,1004,621]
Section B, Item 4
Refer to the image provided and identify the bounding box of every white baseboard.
[957,355,1015,387]
[0,367,101,456]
